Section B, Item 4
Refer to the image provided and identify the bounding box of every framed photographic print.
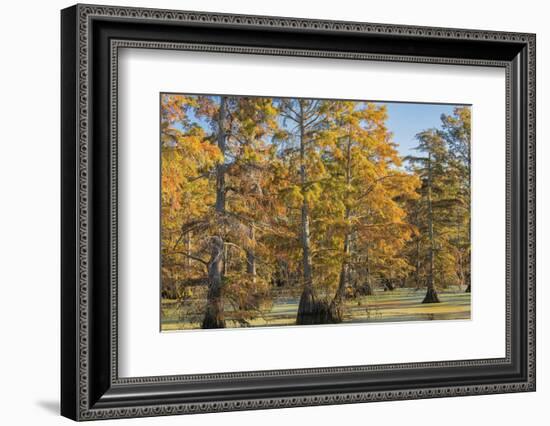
[61,4,536,421]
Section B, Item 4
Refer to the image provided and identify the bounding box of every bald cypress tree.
[319,101,419,322]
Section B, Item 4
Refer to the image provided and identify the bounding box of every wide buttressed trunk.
[352,282,372,296]
[422,287,440,304]
[326,267,347,324]
[297,287,332,325]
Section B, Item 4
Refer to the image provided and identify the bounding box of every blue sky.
[383,102,459,157]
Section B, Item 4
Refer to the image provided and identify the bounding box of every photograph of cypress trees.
[160,94,471,330]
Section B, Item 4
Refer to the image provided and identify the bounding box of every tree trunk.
[413,206,421,290]
[364,245,373,295]
[352,246,373,297]
[185,232,192,269]
[296,185,321,324]
[202,96,227,328]
[328,229,350,323]
[455,220,465,288]
[423,287,440,303]
[423,152,440,304]
[384,280,395,291]
[246,226,256,283]
[296,100,325,325]
[328,131,354,323]
[202,236,225,328]
[223,244,228,275]
[465,141,472,294]
[360,283,373,296]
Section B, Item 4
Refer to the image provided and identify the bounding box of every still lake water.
[161,288,471,331]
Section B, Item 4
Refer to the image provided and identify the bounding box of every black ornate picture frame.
[61,4,536,421]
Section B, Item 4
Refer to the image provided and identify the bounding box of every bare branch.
[357,174,408,200]
[167,251,209,267]
[186,172,212,183]
[224,241,246,252]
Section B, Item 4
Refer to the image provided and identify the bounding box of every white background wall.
[0,0,546,424]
